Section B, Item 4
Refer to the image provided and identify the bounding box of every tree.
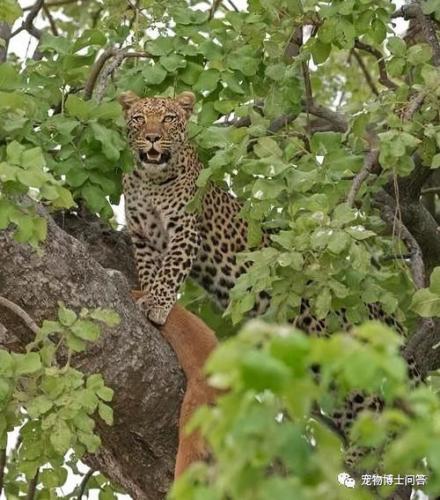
[3,0,440,498]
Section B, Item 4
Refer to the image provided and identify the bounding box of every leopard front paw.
[147,305,169,326]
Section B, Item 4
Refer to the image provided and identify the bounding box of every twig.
[10,0,44,39]
[421,186,440,195]
[414,1,440,66]
[346,149,379,208]
[351,49,379,96]
[0,296,39,335]
[209,0,222,19]
[354,40,398,91]
[26,469,39,500]
[225,0,239,11]
[0,448,5,495]
[76,469,95,499]
[23,0,82,9]
[42,3,59,36]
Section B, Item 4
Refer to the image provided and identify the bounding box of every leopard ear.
[176,91,196,118]
[118,91,140,113]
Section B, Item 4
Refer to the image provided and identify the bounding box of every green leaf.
[58,304,77,327]
[0,0,22,23]
[97,386,114,402]
[89,122,122,161]
[65,95,93,121]
[430,267,440,294]
[27,395,53,418]
[50,419,72,455]
[407,44,433,65]
[159,54,186,72]
[0,62,21,90]
[241,350,290,392]
[146,37,175,56]
[431,153,440,169]
[142,64,167,85]
[411,288,440,317]
[0,351,14,376]
[71,320,100,342]
[98,402,113,425]
[89,308,120,327]
[345,226,376,240]
[14,352,41,375]
[40,467,68,488]
[311,39,332,64]
[193,69,220,92]
[6,140,25,165]
[387,37,406,57]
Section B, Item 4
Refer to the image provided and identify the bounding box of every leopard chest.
[124,174,193,245]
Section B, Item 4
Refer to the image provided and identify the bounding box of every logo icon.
[338,472,356,488]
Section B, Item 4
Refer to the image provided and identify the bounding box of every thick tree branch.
[0,208,184,499]
[414,1,440,66]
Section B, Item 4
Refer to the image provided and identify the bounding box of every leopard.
[119,90,270,327]
[119,91,421,444]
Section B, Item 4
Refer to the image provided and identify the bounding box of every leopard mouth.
[138,149,170,165]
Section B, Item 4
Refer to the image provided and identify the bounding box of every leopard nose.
[146,133,160,143]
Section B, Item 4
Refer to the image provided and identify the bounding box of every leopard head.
[118,91,195,169]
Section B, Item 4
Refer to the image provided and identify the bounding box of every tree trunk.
[0,209,184,499]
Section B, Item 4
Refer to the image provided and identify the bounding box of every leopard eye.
[163,114,176,123]
[129,115,144,125]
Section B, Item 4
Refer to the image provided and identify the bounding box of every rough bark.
[0,209,184,499]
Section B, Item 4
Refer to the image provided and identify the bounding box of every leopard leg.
[147,216,200,326]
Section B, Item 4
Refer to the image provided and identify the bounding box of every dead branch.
[84,48,151,101]
[0,296,39,335]
[354,40,398,91]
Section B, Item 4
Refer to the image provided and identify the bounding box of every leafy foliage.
[2,0,440,497]
[0,304,119,498]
